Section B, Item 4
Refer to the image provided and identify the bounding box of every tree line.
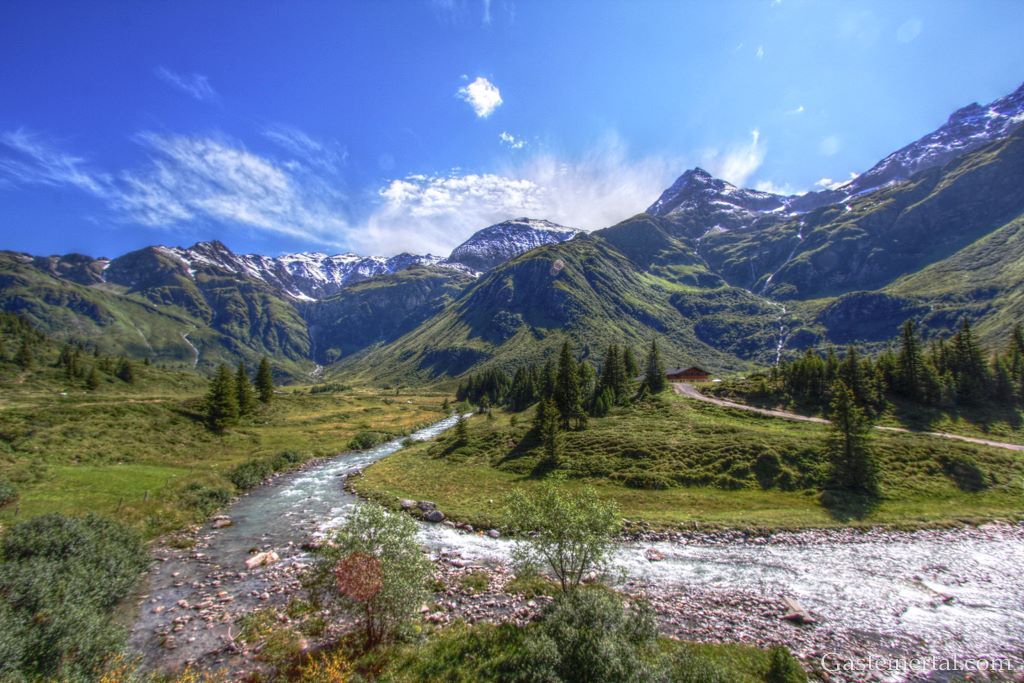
[455,339,670,464]
[767,319,1024,414]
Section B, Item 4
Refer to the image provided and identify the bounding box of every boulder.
[487,529,501,539]
[418,501,437,512]
[400,499,417,510]
[212,517,233,529]
[245,550,280,570]
[425,509,445,523]
[781,597,816,625]
[645,547,666,562]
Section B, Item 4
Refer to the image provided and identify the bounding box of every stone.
[425,509,445,523]
[487,529,501,539]
[400,499,417,510]
[245,550,280,570]
[212,517,233,529]
[645,547,666,562]
[418,500,437,512]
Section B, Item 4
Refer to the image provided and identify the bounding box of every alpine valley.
[3,83,1023,383]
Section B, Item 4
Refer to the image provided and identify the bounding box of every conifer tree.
[541,358,557,400]
[86,366,101,391]
[236,362,256,416]
[454,412,468,445]
[205,364,240,432]
[533,398,561,466]
[896,320,923,400]
[255,357,274,403]
[116,357,135,384]
[643,339,666,394]
[622,346,638,380]
[554,341,583,429]
[827,380,876,494]
[15,336,32,370]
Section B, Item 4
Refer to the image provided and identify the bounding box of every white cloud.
[356,134,678,255]
[819,135,842,156]
[154,66,218,102]
[701,129,765,186]
[787,104,805,115]
[896,18,923,43]
[0,129,110,196]
[754,180,798,196]
[457,76,503,118]
[482,0,492,24]
[755,45,765,59]
[262,124,348,173]
[814,172,859,190]
[498,131,525,149]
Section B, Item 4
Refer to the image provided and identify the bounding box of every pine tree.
[554,342,583,429]
[454,412,468,445]
[205,364,240,432]
[15,336,32,370]
[643,339,666,394]
[598,345,628,404]
[116,357,135,384]
[509,366,536,411]
[255,357,274,403]
[86,366,101,391]
[827,380,876,494]
[236,362,256,416]
[533,398,561,466]
[622,346,638,380]
[949,318,989,404]
[895,320,923,400]
[541,358,557,400]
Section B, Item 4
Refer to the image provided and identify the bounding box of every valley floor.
[354,389,1024,530]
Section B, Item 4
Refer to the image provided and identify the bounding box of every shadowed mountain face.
[1,83,1023,379]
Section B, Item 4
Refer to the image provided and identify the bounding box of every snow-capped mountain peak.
[446,218,582,272]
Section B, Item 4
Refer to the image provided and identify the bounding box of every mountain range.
[2,81,1023,381]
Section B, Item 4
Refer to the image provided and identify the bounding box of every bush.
[753,451,783,489]
[765,645,807,682]
[506,484,621,592]
[0,476,17,506]
[308,503,431,647]
[938,454,988,492]
[513,589,667,683]
[229,458,274,491]
[179,482,232,516]
[270,450,306,472]
[618,472,673,490]
[348,431,392,450]
[0,514,149,680]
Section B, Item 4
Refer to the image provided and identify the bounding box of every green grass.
[354,391,1024,530]
[0,346,449,537]
[367,621,795,683]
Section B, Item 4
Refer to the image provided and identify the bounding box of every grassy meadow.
[354,390,1024,531]
[0,348,448,537]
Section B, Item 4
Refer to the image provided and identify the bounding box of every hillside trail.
[671,382,1024,452]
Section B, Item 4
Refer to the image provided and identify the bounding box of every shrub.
[308,503,431,647]
[618,472,673,490]
[0,476,17,506]
[938,454,987,492]
[506,484,620,592]
[229,458,274,491]
[0,514,148,680]
[348,431,391,450]
[754,451,783,489]
[765,645,807,682]
[270,450,306,472]
[513,588,667,683]
[459,570,491,594]
[179,482,232,516]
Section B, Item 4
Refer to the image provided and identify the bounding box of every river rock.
[400,499,417,510]
[245,550,280,570]
[645,548,665,562]
[418,501,437,512]
[425,509,445,523]
[212,517,233,529]
[487,529,501,539]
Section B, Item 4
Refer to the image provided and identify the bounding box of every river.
[129,415,1024,680]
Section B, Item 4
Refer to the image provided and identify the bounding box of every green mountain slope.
[334,216,800,383]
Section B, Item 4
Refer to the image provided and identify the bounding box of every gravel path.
[672,382,1024,452]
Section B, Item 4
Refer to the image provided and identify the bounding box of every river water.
[130,415,1024,680]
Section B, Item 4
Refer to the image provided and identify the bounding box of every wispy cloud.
[457,76,503,118]
[815,172,858,190]
[755,45,765,59]
[701,129,765,186]
[498,131,525,149]
[357,134,678,255]
[262,124,349,173]
[0,129,110,196]
[154,66,218,102]
[786,104,805,115]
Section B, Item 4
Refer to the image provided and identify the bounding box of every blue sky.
[1,0,1022,258]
